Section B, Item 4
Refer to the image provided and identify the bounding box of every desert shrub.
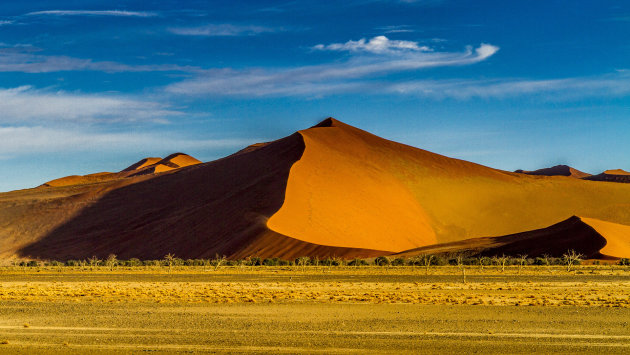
[348,258,369,266]
[26,260,39,267]
[618,258,630,266]
[184,259,195,266]
[391,257,406,266]
[321,258,340,266]
[373,256,391,266]
[125,258,142,267]
[278,259,291,266]
[49,260,63,267]
[533,257,546,266]
[245,257,262,266]
[463,257,477,265]
[431,255,448,266]
[295,256,311,267]
[263,258,280,266]
[170,258,184,266]
[65,260,80,267]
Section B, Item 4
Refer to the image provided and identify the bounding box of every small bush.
[263,258,280,266]
[65,260,80,267]
[373,256,391,266]
[619,258,630,266]
[348,258,369,266]
[126,258,142,267]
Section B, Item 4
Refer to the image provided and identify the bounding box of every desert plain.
[1,264,630,354]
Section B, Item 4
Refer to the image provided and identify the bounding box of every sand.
[3,118,630,260]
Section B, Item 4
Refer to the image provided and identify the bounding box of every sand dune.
[122,157,162,172]
[395,216,630,259]
[585,169,630,183]
[515,165,591,178]
[2,118,630,260]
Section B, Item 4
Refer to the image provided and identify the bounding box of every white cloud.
[26,10,157,17]
[168,24,276,36]
[166,43,499,96]
[0,20,13,26]
[0,126,256,157]
[0,86,180,123]
[387,73,630,100]
[313,35,432,54]
[0,45,198,73]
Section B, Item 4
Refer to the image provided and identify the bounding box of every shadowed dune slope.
[13,133,386,260]
[515,165,591,178]
[395,216,630,259]
[585,169,630,183]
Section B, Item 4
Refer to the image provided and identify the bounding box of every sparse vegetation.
[563,250,584,272]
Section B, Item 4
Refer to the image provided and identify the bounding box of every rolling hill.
[1,118,629,260]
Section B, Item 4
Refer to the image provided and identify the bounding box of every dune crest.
[3,118,630,260]
[515,165,591,178]
[585,169,630,183]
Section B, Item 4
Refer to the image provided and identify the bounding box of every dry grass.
[0,266,629,353]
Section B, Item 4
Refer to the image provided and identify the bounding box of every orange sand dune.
[584,169,630,183]
[9,133,382,260]
[3,118,630,260]
[122,157,162,172]
[268,119,437,252]
[603,169,630,175]
[269,118,630,250]
[395,216,630,259]
[580,217,630,258]
[515,165,591,178]
[41,172,118,187]
[127,153,202,176]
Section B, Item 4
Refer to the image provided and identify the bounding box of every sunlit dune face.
[580,217,630,258]
[603,169,630,176]
[268,120,437,252]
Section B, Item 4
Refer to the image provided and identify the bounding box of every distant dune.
[2,118,630,260]
[584,169,630,183]
[515,165,591,178]
[395,216,630,260]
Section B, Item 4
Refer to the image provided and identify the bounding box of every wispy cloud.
[387,73,630,100]
[166,38,499,97]
[0,126,255,156]
[0,86,180,123]
[375,25,416,34]
[0,45,198,73]
[313,35,431,53]
[0,20,13,26]
[26,10,157,17]
[168,24,276,36]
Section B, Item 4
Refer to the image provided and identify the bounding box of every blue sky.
[0,0,629,191]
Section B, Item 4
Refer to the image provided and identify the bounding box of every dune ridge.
[395,216,630,259]
[515,165,591,178]
[585,169,630,183]
[2,117,630,260]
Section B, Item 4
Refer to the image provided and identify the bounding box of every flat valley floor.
[1,266,629,353]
